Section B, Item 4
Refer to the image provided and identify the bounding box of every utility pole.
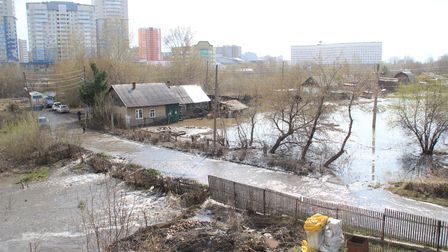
[213,64,219,149]
[281,61,285,87]
[372,64,380,130]
[205,60,209,92]
[83,65,86,84]
[23,72,32,110]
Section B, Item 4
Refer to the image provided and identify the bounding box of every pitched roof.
[220,100,248,111]
[170,85,211,104]
[111,83,179,108]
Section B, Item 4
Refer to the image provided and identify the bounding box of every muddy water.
[81,131,448,221]
[0,162,181,252]
[225,99,443,184]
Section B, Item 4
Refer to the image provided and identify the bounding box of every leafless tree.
[300,63,345,161]
[323,66,374,168]
[269,89,314,154]
[391,79,448,155]
[164,26,193,60]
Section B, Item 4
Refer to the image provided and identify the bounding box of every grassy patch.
[20,167,50,183]
[387,180,448,207]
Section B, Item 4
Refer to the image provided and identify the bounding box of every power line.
[26,69,83,78]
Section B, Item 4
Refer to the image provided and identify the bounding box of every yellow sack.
[304,213,329,232]
[301,240,316,252]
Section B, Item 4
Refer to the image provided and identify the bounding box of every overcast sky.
[15,0,448,62]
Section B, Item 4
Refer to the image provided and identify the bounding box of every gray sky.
[15,0,448,62]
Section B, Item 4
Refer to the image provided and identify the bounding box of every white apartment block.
[92,0,129,58]
[0,0,18,62]
[291,42,382,65]
[27,2,96,64]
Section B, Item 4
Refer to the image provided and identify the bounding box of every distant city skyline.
[14,0,448,62]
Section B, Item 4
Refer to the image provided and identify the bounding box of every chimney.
[132,82,136,90]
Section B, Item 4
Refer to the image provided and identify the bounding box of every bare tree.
[391,80,448,155]
[300,63,344,161]
[163,27,204,85]
[323,93,354,167]
[269,90,314,154]
[323,67,373,168]
[164,26,193,60]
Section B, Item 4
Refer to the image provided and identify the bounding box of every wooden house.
[109,83,180,128]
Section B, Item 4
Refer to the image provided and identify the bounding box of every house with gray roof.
[109,83,180,127]
[169,85,211,119]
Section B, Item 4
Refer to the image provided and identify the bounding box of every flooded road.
[81,131,448,221]
[0,162,181,252]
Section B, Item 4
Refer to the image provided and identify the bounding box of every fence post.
[233,182,237,208]
[295,199,298,219]
[336,206,339,219]
[263,189,266,215]
[381,213,386,241]
[436,220,442,251]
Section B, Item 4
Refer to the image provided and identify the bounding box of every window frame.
[149,108,156,118]
[135,108,143,119]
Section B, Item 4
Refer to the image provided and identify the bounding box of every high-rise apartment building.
[291,42,382,65]
[27,2,96,64]
[93,0,129,58]
[18,39,29,63]
[0,0,18,63]
[216,45,242,59]
[138,27,162,62]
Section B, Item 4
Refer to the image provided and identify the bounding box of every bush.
[0,113,81,166]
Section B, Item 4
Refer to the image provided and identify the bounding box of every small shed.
[169,85,211,119]
[379,77,399,91]
[109,83,180,128]
[394,71,415,83]
[219,99,248,118]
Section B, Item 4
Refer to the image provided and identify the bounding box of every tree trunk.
[324,94,354,168]
[269,132,290,154]
[249,113,256,147]
[300,95,325,161]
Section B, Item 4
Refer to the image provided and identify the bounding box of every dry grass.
[388,179,448,207]
[0,112,81,166]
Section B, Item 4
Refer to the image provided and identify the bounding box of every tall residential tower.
[27,1,96,64]
[138,27,162,62]
[93,0,129,58]
[0,0,18,63]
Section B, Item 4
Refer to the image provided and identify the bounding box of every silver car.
[57,105,70,113]
[52,102,61,111]
[38,116,50,129]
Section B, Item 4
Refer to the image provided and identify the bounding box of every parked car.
[38,116,50,129]
[52,102,61,111]
[56,104,70,113]
[44,96,55,108]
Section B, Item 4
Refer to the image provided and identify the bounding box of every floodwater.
[0,161,181,252]
[224,98,445,184]
[81,130,448,221]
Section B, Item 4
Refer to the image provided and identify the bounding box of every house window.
[149,109,156,118]
[135,109,143,119]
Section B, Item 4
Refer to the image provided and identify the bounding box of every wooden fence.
[208,175,448,251]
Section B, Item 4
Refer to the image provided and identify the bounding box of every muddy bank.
[388,180,448,207]
[88,153,209,207]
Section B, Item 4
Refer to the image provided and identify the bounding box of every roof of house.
[170,85,211,104]
[220,100,248,111]
[111,83,179,108]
